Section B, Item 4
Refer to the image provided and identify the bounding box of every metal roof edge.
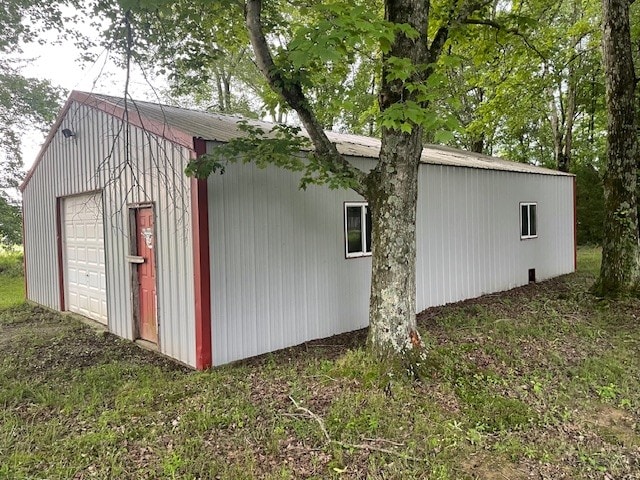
[20,94,76,192]
[21,91,572,192]
[20,91,198,192]
[420,144,574,177]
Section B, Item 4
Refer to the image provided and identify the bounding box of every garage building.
[20,91,576,369]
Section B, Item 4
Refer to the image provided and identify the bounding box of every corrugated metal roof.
[92,93,572,177]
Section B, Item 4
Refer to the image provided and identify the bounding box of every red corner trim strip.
[21,203,28,300]
[191,137,212,369]
[573,176,577,271]
[56,198,66,311]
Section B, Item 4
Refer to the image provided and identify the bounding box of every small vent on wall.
[528,268,536,283]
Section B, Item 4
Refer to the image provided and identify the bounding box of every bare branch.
[462,18,547,61]
[288,396,428,462]
[244,0,366,195]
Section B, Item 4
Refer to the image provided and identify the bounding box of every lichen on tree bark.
[595,0,640,296]
[244,0,483,369]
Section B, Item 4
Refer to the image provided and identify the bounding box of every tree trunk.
[596,0,640,295]
[244,0,468,367]
[223,75,232,111]
[215,71,225,112]
[548,83,564,168]
[562,59,576,173]
[365,129,422,361]
[364,0,431,363]
[470,135,485,154]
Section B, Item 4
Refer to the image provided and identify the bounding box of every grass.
[0,249,24,308]
[0,246,639,479]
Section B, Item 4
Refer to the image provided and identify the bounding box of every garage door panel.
[64,193,108,325]
[88,271,100,289]
[86,247,99,264]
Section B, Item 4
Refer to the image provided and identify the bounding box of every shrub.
[0,250,24,277]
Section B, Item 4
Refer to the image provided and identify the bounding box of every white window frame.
[344,202,372,258]
[520,202,538,239]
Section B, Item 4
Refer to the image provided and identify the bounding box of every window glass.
[521,204,529,237]
[346,206,363,254]
[520,203,537,238]
[365,206,372,253]
[529,204,537,236]
[345,202,372,257]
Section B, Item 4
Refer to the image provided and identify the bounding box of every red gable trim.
[191,138,212,369]
[20,90,195,192]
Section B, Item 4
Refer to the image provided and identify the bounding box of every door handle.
[126,255,145,264]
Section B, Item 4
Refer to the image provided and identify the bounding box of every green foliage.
[0,193,22,246]
[575,163,605,244]
[185,121,308,177]
[185,121,362,191]
[1,249,640,479]
[0,248,23,276]
[0,248,24,307]
[0,1,67,191]
[439,0,605,171]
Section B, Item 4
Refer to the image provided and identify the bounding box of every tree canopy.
[0,0,78,245]
[80,0,640,364]
[0,0,72,190]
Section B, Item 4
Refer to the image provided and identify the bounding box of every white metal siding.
[207,155,372,365]
[22,102,197,367]
[415,165,575,310]
[208,158,574,365]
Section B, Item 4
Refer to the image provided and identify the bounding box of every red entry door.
[136,208,157,343]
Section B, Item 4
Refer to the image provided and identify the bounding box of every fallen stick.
[288,396,429,463]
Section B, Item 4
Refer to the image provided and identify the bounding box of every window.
[344,202,372,257]
[520,202,537,239]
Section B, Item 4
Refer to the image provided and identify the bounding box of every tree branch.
[288,396,428,462]
[244,0,366,195]
[428,0,495,63]
[462,18,547,61]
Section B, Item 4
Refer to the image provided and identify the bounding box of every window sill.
[345,252,372,259]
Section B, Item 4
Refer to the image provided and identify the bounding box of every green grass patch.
[0,248,24,308]
[0,246,638,479]
[0,275,24,308]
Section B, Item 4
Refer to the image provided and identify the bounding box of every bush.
[0,250,24,277]
[575,163,604,245]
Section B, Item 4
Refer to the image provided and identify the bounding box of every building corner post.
[573,176,577,272]
[191,138,212,370]
[56,197,66,311]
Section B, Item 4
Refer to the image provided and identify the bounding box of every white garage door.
[64,193,108,324]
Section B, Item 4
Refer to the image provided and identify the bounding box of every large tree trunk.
[364,0,431,362]
[596,0,640,295]
[365,130,422,360]
[244,0,462,367]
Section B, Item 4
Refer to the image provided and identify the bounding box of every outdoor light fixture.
[61,128,76,138]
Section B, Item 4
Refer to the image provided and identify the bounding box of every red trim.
[21,204,28,300]
[191,138,212,369]
[573,176,577,271]
[21,91,195,192]
[55,198,66,310]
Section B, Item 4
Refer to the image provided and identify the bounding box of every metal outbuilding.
[20,91,576,369]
